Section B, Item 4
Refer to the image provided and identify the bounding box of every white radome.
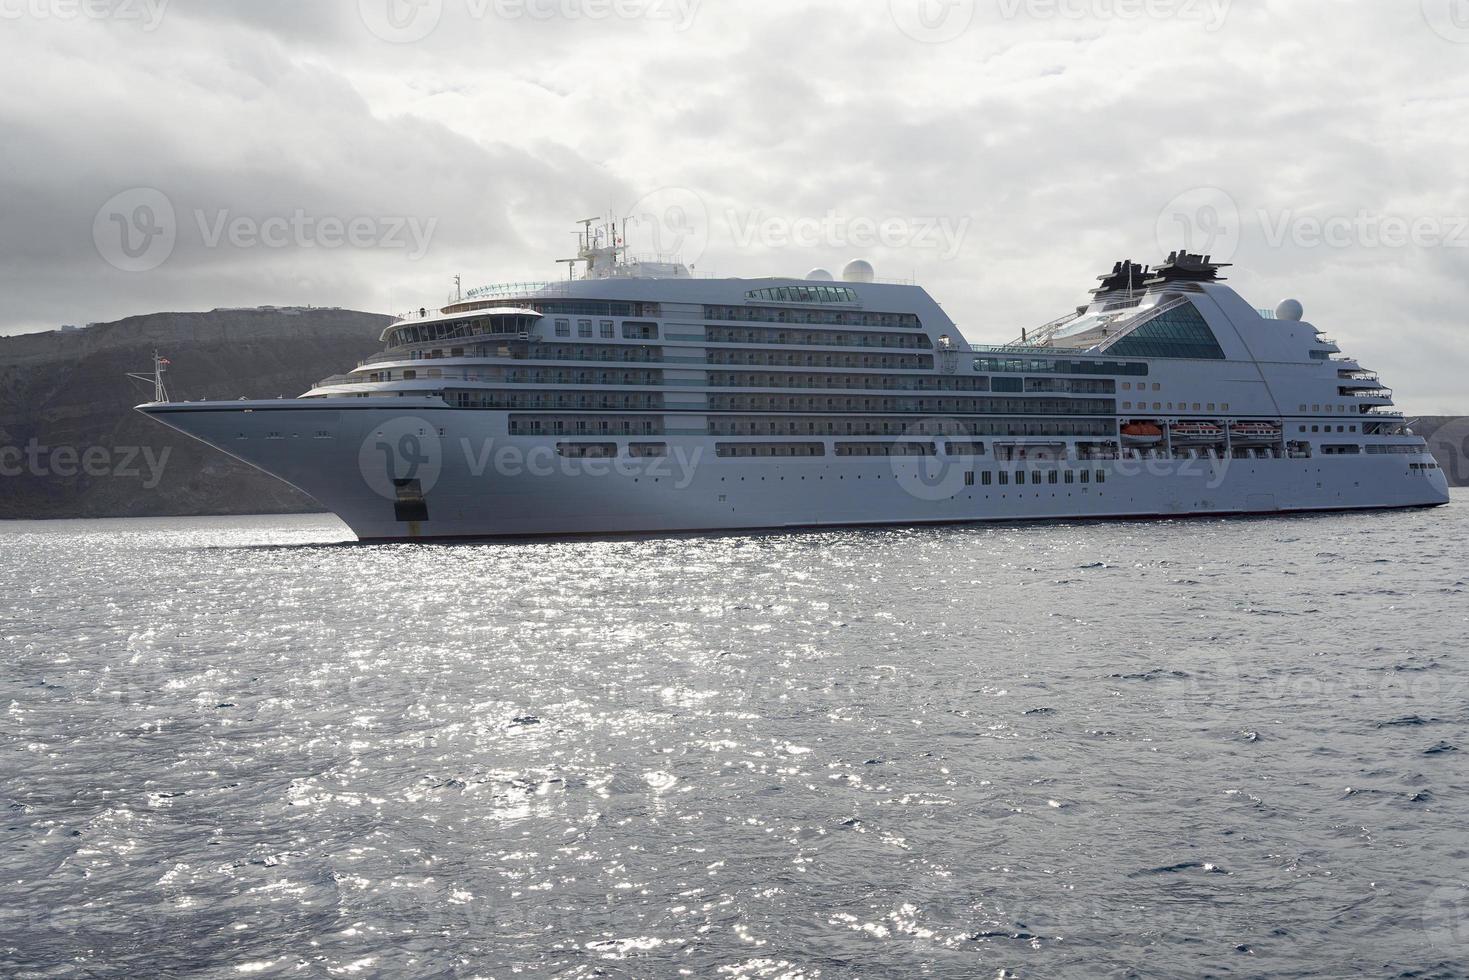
[1276,298,1304,321]
[842,259,876,283]
[806,268,835,281]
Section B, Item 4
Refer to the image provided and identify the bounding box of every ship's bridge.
[381,307,539,347]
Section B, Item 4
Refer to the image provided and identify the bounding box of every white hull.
[142,402,1452,540]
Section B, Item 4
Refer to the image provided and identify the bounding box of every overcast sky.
[2,0,1467,412]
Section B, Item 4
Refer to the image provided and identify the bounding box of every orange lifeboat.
[1121,422,1164,446]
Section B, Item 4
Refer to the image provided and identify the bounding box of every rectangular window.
[981,472,993,486]
[1080,470,1090,483]
[1064,471,1074,484]
[1031,471,1042,485]
[555,319,570,337]
[964,471,975,487]
[1048,471,1059,484]
[600,320,615,338]
[556,442,616,458]
[1095,470,1106,483]
[578,319,593,338]
[999,472,1009,485]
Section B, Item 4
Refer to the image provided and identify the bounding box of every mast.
[126,349,169,403]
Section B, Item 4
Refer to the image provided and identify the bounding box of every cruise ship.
[138,221,1450,539]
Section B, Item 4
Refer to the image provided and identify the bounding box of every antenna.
[453,274,462,302]
[578,216,598,251]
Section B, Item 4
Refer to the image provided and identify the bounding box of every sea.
[2,502,1467,979]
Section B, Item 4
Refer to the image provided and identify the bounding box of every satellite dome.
[1275,298,1304,321]
[842,259,875,284]
[806,268,835,281]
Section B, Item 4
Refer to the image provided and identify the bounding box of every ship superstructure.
[139,224,1449,539]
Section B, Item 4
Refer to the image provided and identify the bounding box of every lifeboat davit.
[1121,422,1164,446]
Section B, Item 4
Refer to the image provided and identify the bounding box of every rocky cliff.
[0,308,390,519]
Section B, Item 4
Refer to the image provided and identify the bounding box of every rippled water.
[3,503,1468,978]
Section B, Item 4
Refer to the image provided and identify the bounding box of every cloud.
[0,0,1466,412]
